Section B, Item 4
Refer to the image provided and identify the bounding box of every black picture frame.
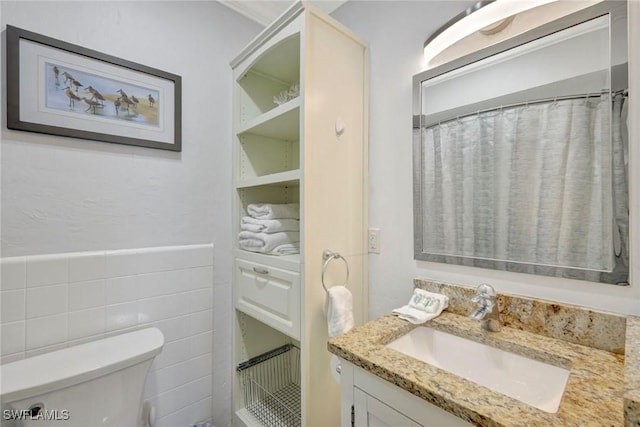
[6,25,182,151]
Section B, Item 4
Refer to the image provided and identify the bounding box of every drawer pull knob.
[253,267,269,275]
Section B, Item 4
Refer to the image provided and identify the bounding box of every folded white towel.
[325,286,354,338]
[270,242,300,255]
[241,217,300,233]
[247,203,299,220]
[392,289,449,325]
[238,231,300,254]
[239,240,300,256]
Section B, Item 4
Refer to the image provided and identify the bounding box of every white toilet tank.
[0,328,163,427]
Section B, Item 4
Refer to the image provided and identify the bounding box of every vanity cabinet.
[354,389,421,427]
[230,3,368,426]
[340,361,473,427]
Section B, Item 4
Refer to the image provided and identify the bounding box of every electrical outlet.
[368,228,380,253]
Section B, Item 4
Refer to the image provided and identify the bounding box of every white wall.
[332,1,640,318]
[0,1,259,256]
[1,245,214,427]
[1,2,262,426]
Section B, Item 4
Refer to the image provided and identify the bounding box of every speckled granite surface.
[329,312,625,426]
[415,278,627,354]
[625,316,640,426]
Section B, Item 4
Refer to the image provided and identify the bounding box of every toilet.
[0,328,164,427]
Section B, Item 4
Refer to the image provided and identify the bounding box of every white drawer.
[235,258,301,339]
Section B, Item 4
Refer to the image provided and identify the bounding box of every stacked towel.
[241,217,300,233]
[238,231,300,254]
[247,203,299,220]
[392,288,449,324]
[239,203,301,255]
[325,286,354,338]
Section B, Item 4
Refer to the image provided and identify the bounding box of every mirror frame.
[412,1,629,285]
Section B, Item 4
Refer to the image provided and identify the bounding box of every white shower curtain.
[421,94,628,279]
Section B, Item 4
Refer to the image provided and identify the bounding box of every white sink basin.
[386,327,570,413]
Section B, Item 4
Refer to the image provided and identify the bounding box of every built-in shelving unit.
[231,2,368,426]
[238,98,300,138]
[235,170,301,189]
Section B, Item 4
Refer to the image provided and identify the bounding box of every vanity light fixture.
[423,0,557,67]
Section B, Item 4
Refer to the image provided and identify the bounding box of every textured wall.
[0,2,262,426]
[331,1,640,317]
[0,1,258,257]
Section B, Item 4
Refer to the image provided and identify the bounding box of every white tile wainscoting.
[0,244,214,427]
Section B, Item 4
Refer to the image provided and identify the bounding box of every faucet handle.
[472,283,496,302]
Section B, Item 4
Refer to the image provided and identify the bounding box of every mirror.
[413,2,628,285]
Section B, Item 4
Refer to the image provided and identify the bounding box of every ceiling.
[220,0,348,26]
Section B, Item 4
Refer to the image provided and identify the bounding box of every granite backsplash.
[414,278,627,354]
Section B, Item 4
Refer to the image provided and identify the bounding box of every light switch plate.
[368,228,380,253]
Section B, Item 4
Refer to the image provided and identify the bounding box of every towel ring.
[321,249,349,293]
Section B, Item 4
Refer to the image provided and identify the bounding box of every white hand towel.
[325,287,354,338]
[392,289,449,325]
[241,217,300,233]
[238,231,300,254]
[247,203,300,220]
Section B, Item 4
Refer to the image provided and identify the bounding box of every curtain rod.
[419,88,628,129]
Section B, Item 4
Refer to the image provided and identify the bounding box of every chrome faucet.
[469,283,502,332]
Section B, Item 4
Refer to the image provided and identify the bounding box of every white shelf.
[235,408,262,427]
[246,34,300,84]
[234,249,301,272]
[235,169,301,189]
[239,98,300,141]
[234,28,301,82]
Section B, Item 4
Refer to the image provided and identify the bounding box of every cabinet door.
[350,362,474,427]
[354,388,422,427]
[235,258,301,339]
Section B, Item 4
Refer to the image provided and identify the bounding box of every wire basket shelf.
[237,344,301,427]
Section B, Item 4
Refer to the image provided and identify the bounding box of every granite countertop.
[625,316,640,424]
[328,312,625,427]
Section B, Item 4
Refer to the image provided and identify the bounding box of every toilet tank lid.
[0,327,164,403]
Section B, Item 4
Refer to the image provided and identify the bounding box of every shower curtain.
[420,94,628,282]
